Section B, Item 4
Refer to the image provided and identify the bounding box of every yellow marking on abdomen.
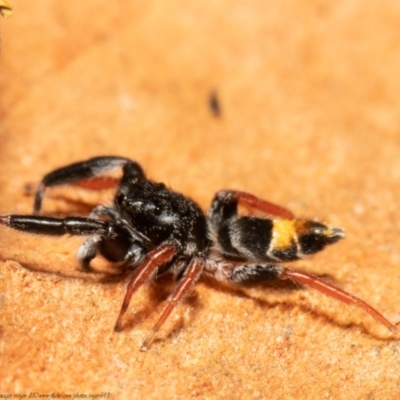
[271,220,297,250]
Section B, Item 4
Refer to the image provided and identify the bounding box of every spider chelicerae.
[0,156,395,349]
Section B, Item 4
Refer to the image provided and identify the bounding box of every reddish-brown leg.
[73,176,121,190]
[140,258,204,350]
[232,190,294,219]
[114,243,176,332]
[281,267,396,331]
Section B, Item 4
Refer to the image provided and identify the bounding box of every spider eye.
[144,202,162,216]
[154,206,162,215]
[152,204,163,215]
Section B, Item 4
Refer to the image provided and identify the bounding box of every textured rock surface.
[1,1,400,398]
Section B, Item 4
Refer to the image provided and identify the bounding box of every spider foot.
[0,215,11,226]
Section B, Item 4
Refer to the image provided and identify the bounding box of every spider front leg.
[227,263,395,331]
[0,211,136,270]
[113,243,177,332]
[114,245,204,350]
[140,257,203,350]
[0,214,116,237]
[33,156,145,214]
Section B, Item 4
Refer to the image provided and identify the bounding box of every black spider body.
[0,156,394,349]
[115,171,209,255]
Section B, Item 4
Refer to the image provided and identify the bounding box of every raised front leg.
[33,156,145,214]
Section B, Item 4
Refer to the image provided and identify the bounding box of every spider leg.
[33,156,145,214]
[209,190,294,223]
[114,243,177,332]
[141,257,203,351]
[206,261,395,331]
[77,236,102,271]
[0,214,116,237]
[77,205,121,270]
[280,267,396,331]
[0,213,149,274]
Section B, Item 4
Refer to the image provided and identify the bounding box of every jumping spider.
[0,156,395,349]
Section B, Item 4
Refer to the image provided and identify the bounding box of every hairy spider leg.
[281,268,396,331]
[141,258,204,351]
[114,243,177,332]
[33,156,144,214]
[228,190,294,219]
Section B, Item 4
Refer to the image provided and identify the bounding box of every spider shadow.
[23,183,114,215]
[3,254,394,341]
[199,273,394,340]
[4,255,203,338]
[2,254,134,285]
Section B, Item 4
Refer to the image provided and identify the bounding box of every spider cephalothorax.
[0,156,395,349]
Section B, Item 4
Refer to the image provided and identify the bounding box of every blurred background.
[1,1,400,398]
